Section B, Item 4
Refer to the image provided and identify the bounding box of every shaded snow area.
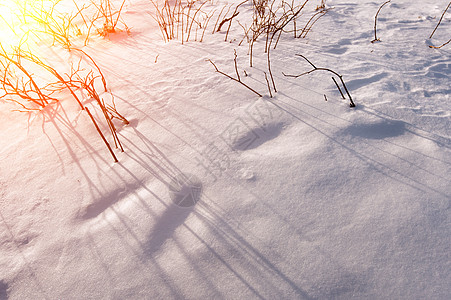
[0,0,450,299]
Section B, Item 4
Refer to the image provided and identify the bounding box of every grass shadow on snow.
[144,204,193,255]
[190,196,317,300]
[343,120,406,139]
[0,280,8,300]
[229,122,287,151]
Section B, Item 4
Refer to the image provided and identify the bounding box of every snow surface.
[0,0,450,299]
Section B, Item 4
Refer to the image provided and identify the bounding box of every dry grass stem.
[208,59,262,97]
[371,0,391,43]
[429,2,450,39]
[283,54,356,107]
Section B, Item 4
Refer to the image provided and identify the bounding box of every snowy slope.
[0,0,450,299]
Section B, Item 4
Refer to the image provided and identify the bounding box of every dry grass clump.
[81,0,129,40]
[149,0,329,45]
[206,0,350,103]
[0,0,130,162]
[248,0,328,92]
[150,0,216,43]
[0,42,127,162]
[0,45,57,110]
[3,0,130,49]
[18,0,79,49]
[207,1,357,107]
[316,0,326,11]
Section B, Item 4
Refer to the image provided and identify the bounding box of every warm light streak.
[0,0,66,50]
[0,1,30,49]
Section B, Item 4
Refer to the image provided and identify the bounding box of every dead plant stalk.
[208,59,262,97]
[283,54,356,107]
[371,0,391,43]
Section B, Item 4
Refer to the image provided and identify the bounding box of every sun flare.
[0,0,63,50]
[0,0,34,49]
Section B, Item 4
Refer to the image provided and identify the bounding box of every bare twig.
[264,72,273,98]
[186,0,208,42]
[0,46,53,108]
[283,54,356,107]
[298,9,327,38]
[429,38,451,49]
[200,9,216,42]
[212,3,230,33]
[371,0,391,43]
[332,77,345,99]
[89,0,127,36]
[70,47,107,92]
[266,0,312,92]
[430,2,450,39]
[208,59,262,97]
[216,12,238,32]
[233,49,240,81]
[85,107,118,163]
[221,0,247,41]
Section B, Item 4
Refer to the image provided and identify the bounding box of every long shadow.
[114,81,447,296]
[277,95,451,183]
[360,105,451,150]
[86,205,187,299]
[81,163,227,298]
[113,122,311,298]
[193,196,314,299]
[282,88,451,166]
[194,165,373,298]
[33,103,213,297]
[23,71,447,298]
[0,211,49,300]
[29,101,332,298]
[122,136,280,297]
[0,280,7,300]
[270,100,449,198]
[144,204,192,255]
[119,130,271,297]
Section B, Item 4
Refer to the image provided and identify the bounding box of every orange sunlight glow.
[0,0,63,50]
[0,0,31,49]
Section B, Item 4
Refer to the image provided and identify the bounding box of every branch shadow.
[0,211,49,300]
[0,280,8,300]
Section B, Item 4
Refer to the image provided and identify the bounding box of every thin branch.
[283,54,356,107]
[429,38,451,49]
[430,2,450,39]
[225,0,247,41]
[266,0,312,92]
[217,12,239,32]
[298,9,327,38]
[233,49,240,81]
[85,107,118,163]
[332,77,345,99]
[371,0,391,43]
[208,59,262,97]
[264,72,273,98]
[70,47,107,92]
[212,3,230,33]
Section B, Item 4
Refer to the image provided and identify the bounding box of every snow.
[0,0,450,299]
